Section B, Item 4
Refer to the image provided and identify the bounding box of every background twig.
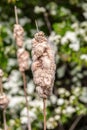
[69,115,83,130]
[43,12,52,34]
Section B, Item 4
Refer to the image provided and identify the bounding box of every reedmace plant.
[32,22,56,130]
[13,6,31,130]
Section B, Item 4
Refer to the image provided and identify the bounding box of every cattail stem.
[0,77,3,95]
[43,98,46,130]
[14,6,18,24]
[3,109,7,130]
[35,20,39,32]
[22,72,31,130]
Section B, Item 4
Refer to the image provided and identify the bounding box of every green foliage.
[53,21,73,36]
[0,27,8,70]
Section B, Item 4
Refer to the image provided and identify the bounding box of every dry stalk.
[22,72,31,130]
[14,6,31,130]
[3,109,7,130]
[0,69,8,130]
[43,98,46,130]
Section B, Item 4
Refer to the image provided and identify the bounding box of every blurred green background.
[0,0,87,130]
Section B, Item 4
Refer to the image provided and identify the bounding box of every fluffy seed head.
[17,48,29,72]
[13,24,24,47]
[32,31,56,99]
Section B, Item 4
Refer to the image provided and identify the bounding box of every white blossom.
[36,19,44,27]
[69,42,80,51]
[50,95,57,104]
[24,38,32,50]
[9,119,15,126]
[19,17,30,26]
[58,88,66,95]
[48,32,61,44]
[29,99,43,110]
[8,96,25,108]
[20,116,27,124]
[61,31,80,51]
[82,3,87,12]
[57,98,64,105]
[47,2,57,16]
[21,107,36,122]
[69,95,76,103]
[34,6,46,14]
[54,115,60,120]
[27,80,35,94]
[3,70,22,91]
[61,31,77,44]
[80,54,87,60]
[55,107,61,114]
[7,58,17,71]
[47,117,57,129]
[71,22,79,30]
[65,106,75,114]
[60,7,70,15]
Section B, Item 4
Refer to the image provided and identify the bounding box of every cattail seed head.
[34,31,47,42]
[14,24,24,47]
[0,93,9,109]
[32,31,56,99]
[17,48,29,72]
[13,23,30,72]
